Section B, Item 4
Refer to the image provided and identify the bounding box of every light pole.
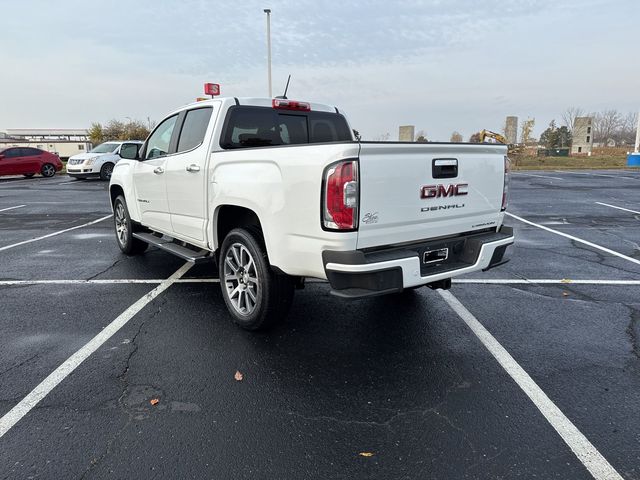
[263,8,272,98]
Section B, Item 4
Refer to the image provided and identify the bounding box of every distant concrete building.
[0,129,91,159]
[571,117,593,155]
[505,116,518,144]
[399,125,415,142]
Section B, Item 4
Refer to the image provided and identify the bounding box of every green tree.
[539,120,558,149]
[415,129,428,142]
[123,120,150,141]
[540,120,572,149]
[90,119,151,144]
[103,120,125,141]
[88,122,104,146]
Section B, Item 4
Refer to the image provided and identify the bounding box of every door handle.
[153,166,164,174]
[186,164,200,172]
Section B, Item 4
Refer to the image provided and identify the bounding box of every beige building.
[505,116,518,144]
[0,129,91,159]
[571,117,593,155]
[399,125,415,142]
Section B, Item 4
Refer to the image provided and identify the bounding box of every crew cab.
[67,141,143,181]
[109,97,514,330]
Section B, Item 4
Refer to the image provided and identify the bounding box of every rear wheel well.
[216,205,263,250]
[109,185,124,206]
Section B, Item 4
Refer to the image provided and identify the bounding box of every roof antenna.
[275,74,291,99]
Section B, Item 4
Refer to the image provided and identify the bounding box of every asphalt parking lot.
[1,170,639,479]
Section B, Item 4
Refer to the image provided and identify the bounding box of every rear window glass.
[220,106,351,149]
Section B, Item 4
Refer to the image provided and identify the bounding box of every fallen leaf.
[150,398,160,406]
[562,292,569,297]
[561,278,572,283]
[359,452,374,457]
[234,370,244,381]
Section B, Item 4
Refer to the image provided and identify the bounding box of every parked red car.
[0,147,63,178]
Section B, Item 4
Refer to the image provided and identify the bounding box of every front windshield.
[90,142,119,154]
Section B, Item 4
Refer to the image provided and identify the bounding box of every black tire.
[41,163,56,177]
[113,195,148,255]
[23,173,35,178]
[219,227,294,331]
[100,162,114,181]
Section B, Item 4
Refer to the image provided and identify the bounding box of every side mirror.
[120,144,140,160]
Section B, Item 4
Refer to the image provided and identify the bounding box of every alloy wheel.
[42,164,55,177]
[114,202,128,246]
[223,242,259,316]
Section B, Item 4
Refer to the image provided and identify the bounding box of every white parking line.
[0,214,112,252]
[438,290,623,480]
[0,278,220,285]
[453,279,640,285]
[595,202,640,216]
[0,262,192,439]
[0,205,26,213]
[2,278,640,287]
[506,212,640,267]
[512,172,563,180]
[554,170,639,180]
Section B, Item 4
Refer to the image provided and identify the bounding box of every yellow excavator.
[479,130,508,144]
[479,130,524,156]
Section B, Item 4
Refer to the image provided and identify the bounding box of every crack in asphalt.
[514,241,640,277]
[624,305,640,361]
[86,257,126,281]
[0,352,40,377]
[79,298,166,479]
[286,406,478,454]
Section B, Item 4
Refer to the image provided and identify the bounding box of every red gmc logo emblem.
[421,183,468,199]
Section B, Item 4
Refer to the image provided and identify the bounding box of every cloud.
[0,0,636,140]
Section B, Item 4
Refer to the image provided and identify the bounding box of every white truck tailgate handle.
[432,158,458,179]
[186,164,201,172]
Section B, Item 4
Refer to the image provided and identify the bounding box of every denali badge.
[420,183,468,199]
[421,204,465,212]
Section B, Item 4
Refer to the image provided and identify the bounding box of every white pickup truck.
[110,97,514,330]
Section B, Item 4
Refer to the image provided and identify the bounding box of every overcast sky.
[0,0,637,141]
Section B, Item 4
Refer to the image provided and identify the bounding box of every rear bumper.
[322,226,514,299]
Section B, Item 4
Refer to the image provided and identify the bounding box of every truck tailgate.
[356,142,507,249]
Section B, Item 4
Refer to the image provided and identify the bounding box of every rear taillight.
[272,99,311,111]
[322,160,358,230]
[501,155,510,211]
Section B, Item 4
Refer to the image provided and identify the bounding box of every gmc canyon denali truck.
[110,97,514,330]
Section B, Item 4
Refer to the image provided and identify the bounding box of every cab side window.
[176,107,213,153]
[144,115,178,160]
[24,148,41,156]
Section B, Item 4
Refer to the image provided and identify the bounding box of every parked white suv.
[67,141,143,181]
[110,97,514,330]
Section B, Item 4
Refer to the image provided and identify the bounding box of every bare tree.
[592,110,623,146]
[374,132,391,141]
[520,118,535,145]
[450,131,463,142]
[469,132,481,143]
[561,107,584,131]
[619,112,639,145]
